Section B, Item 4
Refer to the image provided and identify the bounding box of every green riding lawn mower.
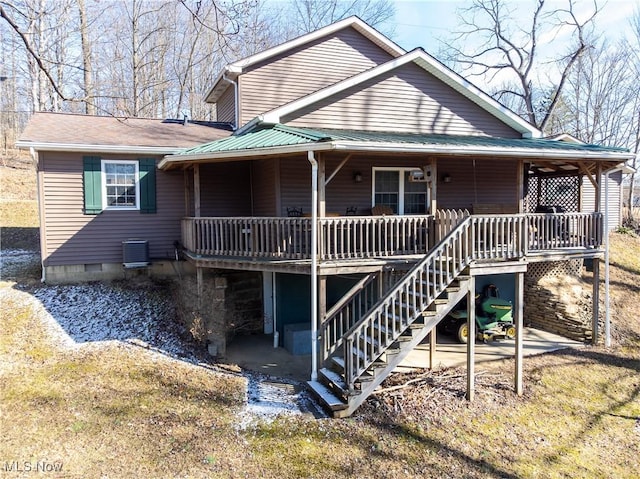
[438,284,516,343]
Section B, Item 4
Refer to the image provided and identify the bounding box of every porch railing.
[319,215,433,260]
[181,212,603,261]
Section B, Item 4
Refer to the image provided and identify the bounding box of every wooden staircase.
[308,218,477,417]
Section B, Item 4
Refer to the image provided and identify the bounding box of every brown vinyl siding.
[40,152,184,266]
[198,162,251,216]
[216,86,236,125]
[238,27,394,124]
[436,158,519,211]
[284,63,521,138]
[251,159,278,216]
[277,155,518,216]
[279,157,312,216]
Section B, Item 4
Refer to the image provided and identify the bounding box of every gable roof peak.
[256,48,541,139]
[205,16,405,104]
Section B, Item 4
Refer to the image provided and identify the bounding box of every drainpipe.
[307,150,319,381]
[30,147,46,283]
[221,73,239,130]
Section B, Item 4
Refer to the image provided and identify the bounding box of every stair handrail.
[319,272,380,363]
[342,217,475,391]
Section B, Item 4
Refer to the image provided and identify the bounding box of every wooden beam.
[325,153,353,186]
[592,258,600,345]
[318,154,326,217]
[196,267,203,309]
[579,162,598,189]
[194,164,201,218]
[430,157,437,215]
[466,275,476,401]
[429,329,436,370]
[274,158,282,215]
[514,271,524,395]
[595,163,602,214]
[517,160,524,213]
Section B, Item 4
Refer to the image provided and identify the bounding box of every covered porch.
[159,126,632,416]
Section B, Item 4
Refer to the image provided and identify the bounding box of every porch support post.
[466,274,476,401]
[517,160,524,213]
[194,164,201,217]
[604,168,611,348]
[318,154,326,217]
[429,328,436,370]
[592,258,600,345]
[514,271,524,395]
[593,163,602,346]
[308,151,319,382]
[429,157,437,214]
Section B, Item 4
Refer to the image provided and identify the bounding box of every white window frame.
[101,159,140,210]
[372,167,429,215]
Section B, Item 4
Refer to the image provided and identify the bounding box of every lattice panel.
[526,176,580,213]
[526,260,583,280]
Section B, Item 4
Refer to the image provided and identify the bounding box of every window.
[102,160,139,209]
[83,156,156,215]
[373,168,429,215]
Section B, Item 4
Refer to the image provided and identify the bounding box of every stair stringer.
[336,278,470,417]
[308,218,477,416]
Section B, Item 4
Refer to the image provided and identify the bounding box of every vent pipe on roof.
[183,113,188,126]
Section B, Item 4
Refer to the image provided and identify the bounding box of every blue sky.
[391,0,638,51]
[389,0,638,88]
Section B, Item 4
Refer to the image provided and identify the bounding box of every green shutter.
[83,156,102,214]
[139,158,157,214]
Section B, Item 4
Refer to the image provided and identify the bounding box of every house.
[17,17,634,417]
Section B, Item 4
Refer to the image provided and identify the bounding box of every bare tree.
[624,7,640,222]
[288,0,395,34]
[77,0,95,114]
[447,0,600,132]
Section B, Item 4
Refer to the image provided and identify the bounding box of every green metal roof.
[179,124,324,155]
[174,124,629,157]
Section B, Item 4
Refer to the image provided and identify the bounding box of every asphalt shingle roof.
[19,112,233,149]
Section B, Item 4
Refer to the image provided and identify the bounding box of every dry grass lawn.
[1,234,638,477]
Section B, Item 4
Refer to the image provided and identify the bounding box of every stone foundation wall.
[174,269,263,357]
[524,260,593,342]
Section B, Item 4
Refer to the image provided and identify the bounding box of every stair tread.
[319,367,347,390]
[307,380,347,410]
[331,356,345,370]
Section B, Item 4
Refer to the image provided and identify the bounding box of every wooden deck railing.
[319,272,380,363]
[319,215,433,259]
[181,212,603,261]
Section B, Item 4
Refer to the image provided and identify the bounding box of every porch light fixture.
[353,172,363,183]
[442,174,452,183]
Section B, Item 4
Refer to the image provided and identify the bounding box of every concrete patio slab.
[222,327,582,382]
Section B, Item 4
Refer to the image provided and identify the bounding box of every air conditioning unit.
[122,240,149,268]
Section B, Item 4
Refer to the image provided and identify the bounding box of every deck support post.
[466,275,476,401]
[514,271,524,395]
[429,329,436,370]
[196,266,203,309]
[592,258,600,345]
[318,275,327,369]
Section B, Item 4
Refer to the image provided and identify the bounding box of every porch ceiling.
[159,124,634,171]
